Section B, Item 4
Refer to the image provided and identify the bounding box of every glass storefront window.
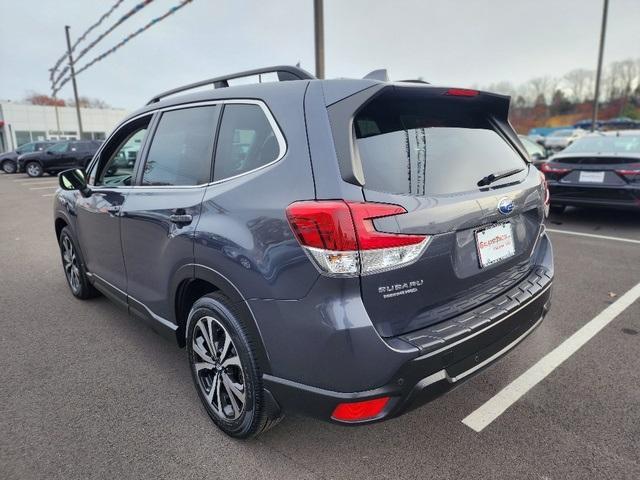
[15,131,31,147]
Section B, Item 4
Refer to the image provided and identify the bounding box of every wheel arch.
[173,264,271,374]
[54,216,68,240]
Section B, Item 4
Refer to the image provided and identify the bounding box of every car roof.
[124,78,381,121]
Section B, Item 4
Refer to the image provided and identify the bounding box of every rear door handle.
[169,213,193,225]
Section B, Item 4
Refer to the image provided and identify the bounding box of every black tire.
[549,204,566,215]
[1,159,17,174]
[186,293,281,438]
[26,161,43,177]
[58,227,100,299]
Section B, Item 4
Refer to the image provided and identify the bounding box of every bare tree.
[564,69,593,102]
[67,96,111,109]
[618,59,639,97]
[603,61,626,102]
[528,77,550,105]
[24,92,65,107]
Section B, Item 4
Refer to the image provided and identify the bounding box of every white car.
[544,129,587,151]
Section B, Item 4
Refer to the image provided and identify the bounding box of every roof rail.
[146,65,315,105]
[398,79,430,85]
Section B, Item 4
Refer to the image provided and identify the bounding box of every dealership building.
[0,100,128,153]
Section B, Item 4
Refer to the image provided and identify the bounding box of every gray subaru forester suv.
[54,66,553,438]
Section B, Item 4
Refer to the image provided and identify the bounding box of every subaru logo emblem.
[497,198,514,215]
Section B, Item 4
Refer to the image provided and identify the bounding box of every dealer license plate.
[476,223,516,268]
[579,171,605,183]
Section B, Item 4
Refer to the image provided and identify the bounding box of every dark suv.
[53,66,553,438]
[0,141,56,174]
[19,140,102,177]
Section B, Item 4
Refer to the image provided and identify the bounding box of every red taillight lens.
[540,163,571,174]
[285,201,357,251]
[286,200,430,276]
[331,397,390,422]
[346,202,426,250]
[615,164,640,179]
[445,88,479,97]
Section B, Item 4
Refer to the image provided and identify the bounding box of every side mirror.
[59,168,92,197]
[47,150,54,155]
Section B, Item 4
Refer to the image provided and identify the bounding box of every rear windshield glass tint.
[354,89,526,196]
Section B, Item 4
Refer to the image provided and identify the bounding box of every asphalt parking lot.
[1,172,639,480]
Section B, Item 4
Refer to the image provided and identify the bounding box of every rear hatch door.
[350,85,545,337]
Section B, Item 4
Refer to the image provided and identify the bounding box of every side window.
[48,142,69,154]
[17,142,36,154]
[94,116,151,187]
[77,142,94,152]
[213,104,281,182]
[142,106,219,186]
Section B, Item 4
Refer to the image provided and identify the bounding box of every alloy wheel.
[27,163,41,177]
[192,316,246,420]
[61,236,81,293]
[2,161,16,173]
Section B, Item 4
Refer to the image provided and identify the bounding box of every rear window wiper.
[477,167,525,187]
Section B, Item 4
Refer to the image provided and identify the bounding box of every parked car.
[519,135,548,166]
[18,140,102,177]
[540,131,640,213]
[544,128,586,151]
[53,66,553,438]
[0,141,56,174]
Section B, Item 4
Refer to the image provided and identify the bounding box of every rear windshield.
[563,135,640,154]
[354,89,526,196]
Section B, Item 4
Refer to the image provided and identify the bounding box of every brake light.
[286,201,430,276]
[615,164,640,180]
[331,397,390,422]
[540,163,571,174]
[445,88,479,97]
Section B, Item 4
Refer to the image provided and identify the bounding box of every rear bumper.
[549,183,640,210]
[263,270,552,424]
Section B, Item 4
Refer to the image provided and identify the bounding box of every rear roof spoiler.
[146,65,315,105]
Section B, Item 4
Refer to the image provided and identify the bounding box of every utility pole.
[65,25,84,138]
[591,0,609,132]
[314,0,325,79]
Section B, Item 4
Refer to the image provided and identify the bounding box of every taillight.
[540,163,571,174]
[445,88,479,97]
[286,201,430,276]
[331,397,390,422]
[615,164,640,181]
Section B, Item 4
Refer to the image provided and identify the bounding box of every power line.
[51,0,157,91]
[52,0,195,96]
[49,0,126,83]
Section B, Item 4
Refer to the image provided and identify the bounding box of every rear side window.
[213,104,280,181]
[142,106,219,186]
[354,90,526,196]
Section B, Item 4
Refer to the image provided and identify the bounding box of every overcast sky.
[1,0,638,110]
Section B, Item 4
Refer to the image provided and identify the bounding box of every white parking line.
[13,178,52,182]
[29,185,58,190]
[546,228,640,245]
[42,193,56,197]
[18,182,58,187]
[462,280,640,433]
